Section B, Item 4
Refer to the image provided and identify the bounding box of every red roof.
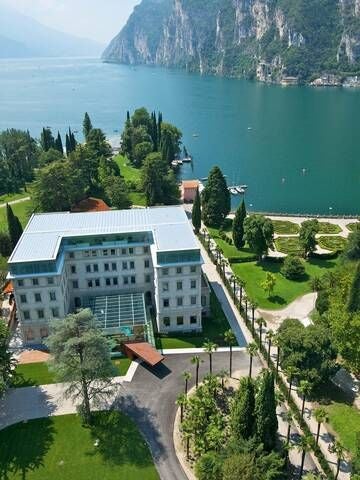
[71,197,110,213]
[2,281,13,295]
[182,180,199,189]
[124,342,164,367]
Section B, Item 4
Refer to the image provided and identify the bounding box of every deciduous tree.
[299,219,319,257]
[244,215,274,260]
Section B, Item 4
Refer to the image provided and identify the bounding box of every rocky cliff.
[103,0,360,84]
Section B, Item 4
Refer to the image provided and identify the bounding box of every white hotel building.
[7,206,210,346]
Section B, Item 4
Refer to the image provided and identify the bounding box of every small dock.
[228,185,248,195]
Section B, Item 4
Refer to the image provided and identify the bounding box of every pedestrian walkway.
[0,195,30,209]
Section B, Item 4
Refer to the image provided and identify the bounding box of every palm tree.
[176,393,187,423]
[313,407,328,445]
[182,371,192,395]
[273,334,281,379]
[265,329,275,364]
[237,278,245,305]
[298,380,312,418]
[296,435,312,479]
[329,441,346,480]
[203,340,218,375]
[220,257,228,279]
[256,317,267,345]
[224,329,236,377]
[218,369,228,389]
[246,342,258,378]
[215,246,222,265]
[183,431,191,460]
[243,294,248,320]
[284,441,294,469]
[250,301,258,333]
[284,411,293,443]
[285,366,299,402]
[190,355,201,389]
[230,275,237,301]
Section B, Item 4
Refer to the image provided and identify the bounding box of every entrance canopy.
[84,292,147,335]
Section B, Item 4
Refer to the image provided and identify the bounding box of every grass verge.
[114,155,146,206]
[347,222,359,232]
[271,219,300,235]
[275,237,302,255]
[318,236,347,252]
[326,403,360,455]
[0,199,34,232]
[316,222,342,234]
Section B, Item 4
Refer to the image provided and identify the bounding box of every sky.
[0,0,141,44]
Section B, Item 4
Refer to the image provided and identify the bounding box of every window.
[74,297,81,308]
[111,262,117,271]
[191,280,197,289]
[123,276,129,285]
[88,280,93,288]
[177,281,183,291]
[49,291,56,301]
[113,277,118,286]
[129,247,134,254]
[40,327,49,339]
[131,276,136,284]
[191,296,197,305]
[71,265,76,274]
[122,261,128,270]
[18,279,24,287]
[104,263,110,272]
[177,297,183,307]
[91,250,97,257]
[163,298,169,308]
[47,277,54,285]
[20,294,27,303]
[106,278,111,286]
[32,278,39,286]
[72,280,79,289]
[95,279,100,287]
[130,261,135,270]
[145,274,151,283]
[93,264,99,272]
[144,259,150,268]
[190,265,197,273]
[163,268,169,276]
[143,246,149,254]
[86,265,91,273]
[103,249,108,256]
[163,317,170,327]
[162,282,169,292]
[190,315,197,324]
[111,249,116,256]
[177,316,184,325]
[69,252,75,259]
[121,248,127,255]
[35,293,41,302]
[23,310,30,321]
[37,309,44,319]
[51,308,59,317]
[176,267,182,274]
[84,250,90,257]
[201,296,207,307]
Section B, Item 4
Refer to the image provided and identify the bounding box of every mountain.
[103,0,360,85]
[0,3,103,58]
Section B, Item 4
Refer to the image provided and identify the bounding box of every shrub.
[315,290,330,314]
[195,452,223,480]
[281,255,305,280]
[0,232,12,257]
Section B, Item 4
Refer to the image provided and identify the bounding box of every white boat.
[171,159,183,167]
[240,185,248,189]
[229,188,239,195]
[236,187,246,194]
[182,156,193,163]
[192,133,199,137]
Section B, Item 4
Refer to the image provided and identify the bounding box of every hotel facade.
[7,206,210,346]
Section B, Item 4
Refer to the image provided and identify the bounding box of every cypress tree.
[6,203,23,249]
[126,110,130,122]
[157,112,163,145]
[40,127,55,152]
[348,263,360,313]
[161,132,174,164]
[255,370,278,451]
[192,188,201,233]
[230,377,255,441]
[55,132,63,154]
[202,166,230,228]
[83,112,93,141]
[151,111,158,151]
[65,134,70,155]
[233,199,247,249]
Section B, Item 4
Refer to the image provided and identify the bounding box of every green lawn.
[275,237,302,255]
[0,199,34,232]
[12,359,132,388]
[0,189,29,204]
[114,155,146,206]
[208,228,257,262]
[0,412,159,480]
[271,219,300,235]
[326,403,360,455]
[232,257,339,309]
[316,222,342,234]
[318,236,347,252]
[347,222,359,232]
[156,291,234,349]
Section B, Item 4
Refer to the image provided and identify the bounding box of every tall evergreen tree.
[40,127,55,152]
[151,111,158,151]
[348,263,360,313]
[83,112,93,141]
[69,128,77,152]
[202,166,230,227]
[157,111,163,145]
[161,130,175,164]
[6,203,23,248]
[65,133,71,155]
[54,132,63,154]
[192,187,201,233]
[231,377,255,441]
[126,110,130,122]
[255,370,278,451]
[232,199,247,249]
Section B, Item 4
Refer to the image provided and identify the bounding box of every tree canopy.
[299,219,319,257]
[244,215,274,260]
[232,199,246,249]
[141,153,180,206]
[202,166,230,228]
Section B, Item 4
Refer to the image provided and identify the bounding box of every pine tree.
[192,188,201,233]
[83,112,93,141]
[255,370,278,451]
[231,377,255,441]
[348,263,360,313]
[55,132,63,154]
[6,203,23,249]
[233,199,247,249]
[202,166,230,227]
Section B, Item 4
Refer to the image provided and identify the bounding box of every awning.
[124,342,164,367]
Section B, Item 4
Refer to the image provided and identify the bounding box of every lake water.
[1,56,359,215]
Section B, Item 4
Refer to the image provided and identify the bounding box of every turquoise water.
[1,56,359,215]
